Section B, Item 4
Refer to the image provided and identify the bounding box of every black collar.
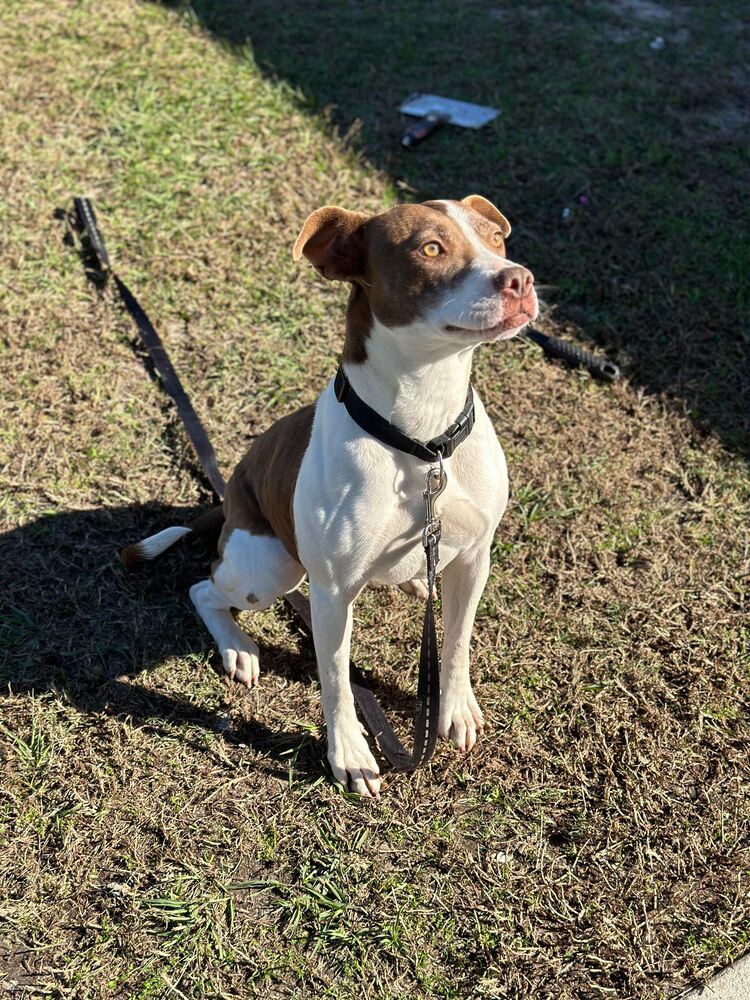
[333,366,475,462]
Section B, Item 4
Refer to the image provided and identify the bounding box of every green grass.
[1,1,749,998]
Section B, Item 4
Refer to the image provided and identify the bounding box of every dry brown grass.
[1,1,749,998]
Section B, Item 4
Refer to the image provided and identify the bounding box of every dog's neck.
[343,318,475,443]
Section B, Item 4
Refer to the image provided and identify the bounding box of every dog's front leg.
[439,546,491,752]
[309,581,381,797]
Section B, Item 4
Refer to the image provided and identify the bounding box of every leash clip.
[422,453,447,554]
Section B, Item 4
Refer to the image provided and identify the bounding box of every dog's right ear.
[292,206,369,281]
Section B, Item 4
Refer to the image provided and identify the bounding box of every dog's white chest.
[367,476,494,584]
[294,382,508,593]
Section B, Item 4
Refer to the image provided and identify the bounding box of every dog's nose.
[495,266,534,298]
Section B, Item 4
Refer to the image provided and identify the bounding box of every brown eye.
[421,241,442,258]
[491,231,503,247]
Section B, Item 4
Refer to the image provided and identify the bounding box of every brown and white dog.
[126,195,537,797]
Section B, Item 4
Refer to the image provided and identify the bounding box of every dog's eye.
[491,231,503,246]
[420,241,443,258]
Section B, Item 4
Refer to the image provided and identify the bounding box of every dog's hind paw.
[221,636,260,688]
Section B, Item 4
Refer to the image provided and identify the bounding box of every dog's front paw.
[328,721,381,798]
[220,635,260,688]
[439,687,484,752]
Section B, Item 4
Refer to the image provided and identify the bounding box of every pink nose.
[494,266,534,298]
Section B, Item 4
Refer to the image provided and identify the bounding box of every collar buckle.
[425,395,475,459]
[333,367,348,402]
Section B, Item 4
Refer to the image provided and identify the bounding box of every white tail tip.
[120,526,192,568]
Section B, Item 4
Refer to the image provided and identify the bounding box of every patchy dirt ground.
[1,1,748,998]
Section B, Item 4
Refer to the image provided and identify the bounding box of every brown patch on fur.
[120,542,146,569]
[220,404,315,562]
[339,201,476,361]
[185,505,225,540]
[342,284,374,364]
[246,591,258,605]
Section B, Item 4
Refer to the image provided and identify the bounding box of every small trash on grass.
[398,92,499,147]
[562,193,591,223]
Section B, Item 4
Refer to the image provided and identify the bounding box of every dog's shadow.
[0,502,414,785]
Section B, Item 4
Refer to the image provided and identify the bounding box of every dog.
[124,195,537,797]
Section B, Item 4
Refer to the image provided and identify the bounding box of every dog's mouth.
[446,310,534,339]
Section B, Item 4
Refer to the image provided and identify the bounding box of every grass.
[1,0,749,997]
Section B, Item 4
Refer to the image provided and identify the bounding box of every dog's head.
[293,196,537,362]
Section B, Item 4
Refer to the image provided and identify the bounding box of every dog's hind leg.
[190,530,305,688]
[190,579,263,687]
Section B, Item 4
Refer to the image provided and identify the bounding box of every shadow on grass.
[154,0,749,456]
[0,503,421,783]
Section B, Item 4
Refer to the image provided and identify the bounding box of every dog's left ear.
[293,206,370,281]
[461,195,511,237]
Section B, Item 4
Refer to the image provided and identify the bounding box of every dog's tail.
[120,505,225,569]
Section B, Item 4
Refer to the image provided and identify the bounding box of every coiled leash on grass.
[70,197,445,773]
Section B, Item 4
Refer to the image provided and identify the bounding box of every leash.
[70,197,459,773]
[71,198,227,498]
[522,327,620,381]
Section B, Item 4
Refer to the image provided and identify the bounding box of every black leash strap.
[71,197,443,773]
[524,326,620,382]
[73,198,227,499]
